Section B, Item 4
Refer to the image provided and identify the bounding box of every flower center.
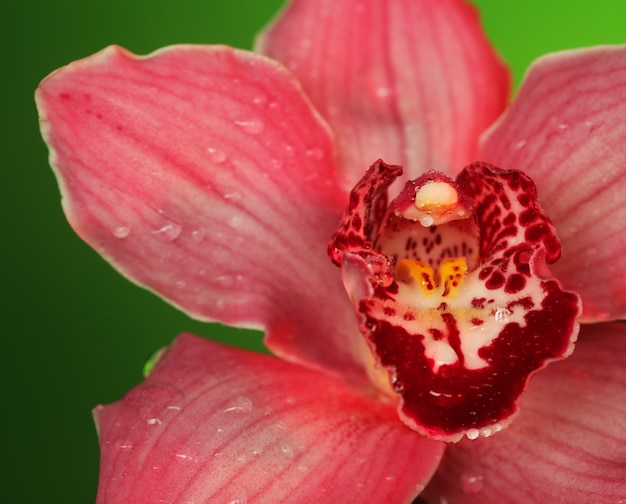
[328,160,581,442]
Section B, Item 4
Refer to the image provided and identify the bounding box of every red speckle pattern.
[329,160,580,440]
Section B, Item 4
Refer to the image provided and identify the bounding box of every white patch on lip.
[425,340,459,372]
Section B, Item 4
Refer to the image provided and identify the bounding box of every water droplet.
[116,441,134,452]
[460,470,484,494]
[280,444,294,459]
[270,158,283,170]
[213,275,234,287]
[235,118,264,135]
[273,421,287,431]
[147,418,162,426]
[466,428,480,440]
[384,474,397,483]
[494,307,511,324]
[226,492,247,504]
[283,143,295,157]
[305,147,324,160]
[223,396,253,414]
[151,221,182,242]
[229,215,243,228]
[112,225,130,239]
[191,228,205,242]
[224,191,242,200]
[514,139,527,150]
[207,146,227,163]
[175,453,195,465]
[252,94,267,106]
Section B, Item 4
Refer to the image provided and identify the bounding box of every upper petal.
[422,322,626,503]
[482,45,626,321]
[257,0,510,188]
[94,334,444,503]
[36,45,365,381]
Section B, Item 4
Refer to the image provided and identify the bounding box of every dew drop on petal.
[305,147,324,160]
[223,395,253,414]
[235,118,265,135]
[207,146,227,163]
[270,159,283,170]
[213,275,234,287]
[466,428,480,440]
[514,139,527,150]
[460,470,484,494]
[280,443,295,459]
[116,440,134,452]
[191,228,205,242]
[224,191,242,201]
[175,453,196,465]
[252,94,267,106]
[494,307,512,324]
[151,221,182,242]
[112,225,130,239]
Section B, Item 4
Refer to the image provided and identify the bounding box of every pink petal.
[257,0,509,189]
[422,322,626,503]
[94,334,444,503]
[36,45,366,380]
[482,46,626,321]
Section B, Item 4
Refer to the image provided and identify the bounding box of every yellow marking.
[439,257,468,299]
[397,260,436,294]
[397,257,467,299]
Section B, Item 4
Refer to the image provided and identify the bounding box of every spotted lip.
[329,160,581,442]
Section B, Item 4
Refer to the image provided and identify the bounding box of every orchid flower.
[36,0,626,502]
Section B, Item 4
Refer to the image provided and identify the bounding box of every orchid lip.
[329,159,581,442]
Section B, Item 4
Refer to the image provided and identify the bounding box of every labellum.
[329,160,580,442]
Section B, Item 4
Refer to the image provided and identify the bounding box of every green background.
[4,1,624,502]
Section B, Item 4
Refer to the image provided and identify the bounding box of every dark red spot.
[59,92,71,100]
[507,296,534,310]
[429,328,444,340]
[422,273,434,290]
[478,267,492,280]
[471,317,484,326]
[505,274,526,294]
[403,312,415,321]
[486,271,505,289]
[519,208,537,226]
[471,297,486,309]
[517,193,531,207]
[502,213,516,226]
[525,223,549,242]
[383,306,396,316]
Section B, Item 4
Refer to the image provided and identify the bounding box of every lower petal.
[94,334,444,503]
[422,322,626,503]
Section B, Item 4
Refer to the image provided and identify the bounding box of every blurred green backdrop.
[4,1,625,502]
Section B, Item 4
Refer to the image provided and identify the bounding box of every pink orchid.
[36,0,626,502]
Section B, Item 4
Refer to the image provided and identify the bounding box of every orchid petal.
[94,334,444,503]
[257,0,509,189]
[36,44,367,381]
[422,322,626,504]
[482,45,626,321]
